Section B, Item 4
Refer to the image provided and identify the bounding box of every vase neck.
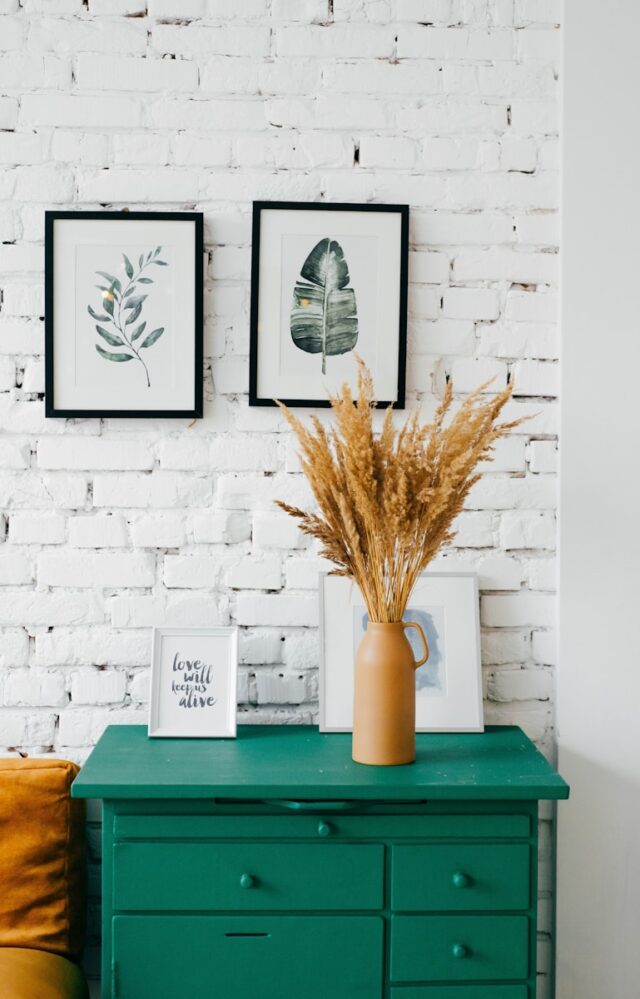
[366,621,405,629]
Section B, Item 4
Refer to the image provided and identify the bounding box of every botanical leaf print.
[290,237,358,375]
[140,327,164,349]
[96,272,122,295]
[88,245,168,387]
[95,345,134,363]
[125,303,143,326]
[131,322,147,343]
[95,325,124,347]
[87,304,111,322]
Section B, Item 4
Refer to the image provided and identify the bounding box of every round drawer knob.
[239,873,255,890]
[452,871,471,889]
[451,944,469,960]
[317,820,332,838]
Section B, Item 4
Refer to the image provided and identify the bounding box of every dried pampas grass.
[276,359,524,623]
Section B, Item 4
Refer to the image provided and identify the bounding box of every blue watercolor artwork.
[354,605,446,696]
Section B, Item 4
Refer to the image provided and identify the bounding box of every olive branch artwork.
[290,237,359,375]
[88,246,168,387]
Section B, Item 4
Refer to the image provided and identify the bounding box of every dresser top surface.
[72,724,569,801]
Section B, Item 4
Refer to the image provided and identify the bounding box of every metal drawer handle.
[452,871,471,888]
[452,943,469,959]
[239,873,256,889]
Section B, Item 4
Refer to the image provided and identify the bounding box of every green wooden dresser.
[72,724,568,999]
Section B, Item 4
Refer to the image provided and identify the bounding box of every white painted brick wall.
[0,0,560,988]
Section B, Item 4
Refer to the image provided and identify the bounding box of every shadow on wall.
[556,750,640,999]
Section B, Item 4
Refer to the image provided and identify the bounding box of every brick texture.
[0,0,560,989]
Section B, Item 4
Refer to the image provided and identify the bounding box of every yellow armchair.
[0,758,89,999]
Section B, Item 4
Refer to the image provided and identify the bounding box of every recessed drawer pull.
[451,943,469,959]
[264,799,371,812]
[225,933,269,938]
[239,873,256,890]
[452,871,471,888]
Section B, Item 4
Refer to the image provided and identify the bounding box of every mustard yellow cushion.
[0,947,89,999]
[0,758,86,962]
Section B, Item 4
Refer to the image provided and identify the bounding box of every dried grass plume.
[276,359,524,623]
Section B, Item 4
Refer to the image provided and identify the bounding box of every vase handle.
[403,621,429,669]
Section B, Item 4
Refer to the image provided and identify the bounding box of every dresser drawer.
[113,915,383,999]
[113,841,384,911]
[390,915,529,982]
[114,812,531,841]
[390,988,528,999]
[391,844,530,911]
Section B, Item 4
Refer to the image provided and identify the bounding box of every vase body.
[352,621,429,767]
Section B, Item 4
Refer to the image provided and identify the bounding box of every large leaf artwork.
[88,246,168,387]
[290,238,358,375]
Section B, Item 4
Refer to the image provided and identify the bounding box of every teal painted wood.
[391,914,530,982]
[77,726,566,999]
[113,811,531,840]
[101,802,114,999]
[113,841,384,911]
[113,915,383,999]
[111,797,533,820]
[390,988,528,999]
[72,724,569,801]
[391,843,530,911]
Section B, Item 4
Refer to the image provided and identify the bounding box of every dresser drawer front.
[391,915,529,982]
[392,844,530,911]
[114,842,384,911]
[390,988,528,999]
[114,812,531,841]
[113,915,383,999]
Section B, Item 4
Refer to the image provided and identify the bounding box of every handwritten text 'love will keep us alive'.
[172,652,218,709]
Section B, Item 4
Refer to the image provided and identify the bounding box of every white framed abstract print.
[320,572,483,733]
[148,628,238,738]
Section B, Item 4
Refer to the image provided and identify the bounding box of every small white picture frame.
[320,572,483,734]
[148,627,238,738]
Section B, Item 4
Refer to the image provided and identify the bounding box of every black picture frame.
[249,201,409,409]
[45,210,203,419]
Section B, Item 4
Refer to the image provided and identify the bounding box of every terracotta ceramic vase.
[352,621,429,766]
